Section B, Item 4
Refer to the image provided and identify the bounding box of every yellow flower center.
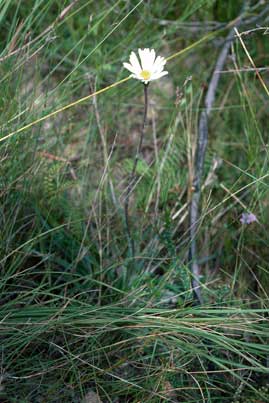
[140,70,151,81]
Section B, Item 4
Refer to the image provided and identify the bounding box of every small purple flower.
[240,212,257,225]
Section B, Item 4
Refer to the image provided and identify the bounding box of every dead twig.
[189,5,249,304]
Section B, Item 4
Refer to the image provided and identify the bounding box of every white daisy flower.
[123,48,168,84]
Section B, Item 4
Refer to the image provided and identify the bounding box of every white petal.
[152,62,163,71]
[148,49,156,67]
[138,48,148,70]
[152,62,166,75]
[145,49,156,70]
[153,56,166,70]
[130,51,142,72]
[123,62,139,75]
[152,66,164,75]
[140,48,154,71]
[130,73,144,82]
[150,70,168,81]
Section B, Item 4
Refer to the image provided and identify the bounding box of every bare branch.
[188,5,250,304]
